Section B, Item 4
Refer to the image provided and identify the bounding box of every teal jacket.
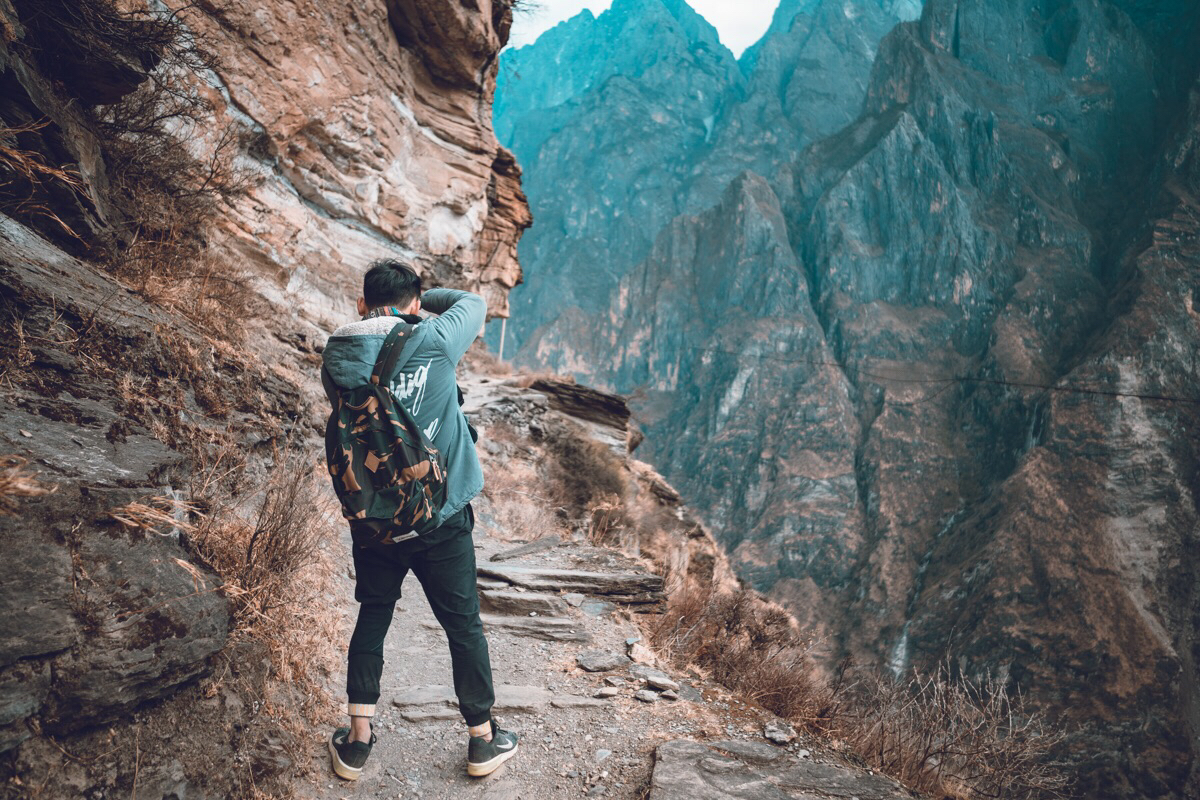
[321,288,486,527]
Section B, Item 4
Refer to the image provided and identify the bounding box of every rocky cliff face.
[0,1,529,796]
[498,0,1200,796]
[191,0,529,319]
[1,0,528,322]
[496,0,917,357]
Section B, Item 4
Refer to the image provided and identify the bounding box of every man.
[320,259,517,780]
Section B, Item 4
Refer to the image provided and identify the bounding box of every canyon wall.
[496,0,1200,796]
[0,0,528,796]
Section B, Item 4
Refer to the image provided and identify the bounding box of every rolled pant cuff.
[463,708,492,728]
[347,702,377,718]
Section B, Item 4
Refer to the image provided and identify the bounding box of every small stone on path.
[628,643,655,664]
[563,592,586,607]
[581,599,617,616]
[764,720,797,744]
[629,664,679,691]
[594,687,620,698]
[634,689,658,703]
[577,650,629,672]
[660,689,679,700]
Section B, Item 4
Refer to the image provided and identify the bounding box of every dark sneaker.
[329,726,376,781]
[467,720,518,777]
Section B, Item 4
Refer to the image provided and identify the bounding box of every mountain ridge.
[495,0,1200,795]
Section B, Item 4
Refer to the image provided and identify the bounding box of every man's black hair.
[363,259,422,309]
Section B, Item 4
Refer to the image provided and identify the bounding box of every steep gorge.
[497,0,1200,796]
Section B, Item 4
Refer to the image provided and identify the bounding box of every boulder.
[577,650,630,673]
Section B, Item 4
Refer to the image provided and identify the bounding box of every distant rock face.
[497,0,1200,796]
[494,0,915,356]
[495,0,744,344]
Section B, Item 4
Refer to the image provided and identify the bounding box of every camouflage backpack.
[321,322,447,546]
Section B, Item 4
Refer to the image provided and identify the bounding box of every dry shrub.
[0,455,54,513]
[481,447,564,542]
[181,443,345,762]
[547,434,626,511]
[586,495,626,545]
[90,1,255,335]
[109,493,196,536]
[651,586,827,722]
[834,665,1071,800]
[190,450,331,621]
[13,0,255,335]
[466,345,514,377]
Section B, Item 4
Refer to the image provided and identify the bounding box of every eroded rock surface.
[191,0,529,320]
[496,0,1200,795]
[0,0,530,796]
[650,739,912,800]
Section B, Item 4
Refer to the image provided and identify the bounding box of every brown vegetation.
[87,0,255,334]
[547,434,627,510]
[651,586,827,722]
[648,582,1069,798]
[0,454,54,513]
[108,444,344,795]
[832,665,1071,800]
[478,422,566,542]
[0,121,87,241]
[4,0,255,335]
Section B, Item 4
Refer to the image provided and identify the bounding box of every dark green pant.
[346,505,494,726]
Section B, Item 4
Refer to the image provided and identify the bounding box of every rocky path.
[290,521,914,800]
[291,524,691,800]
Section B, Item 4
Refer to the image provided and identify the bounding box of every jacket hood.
[321,316,426,388]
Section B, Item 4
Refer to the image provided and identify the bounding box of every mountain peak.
[606,0,727,51]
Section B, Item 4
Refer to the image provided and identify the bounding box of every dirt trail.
[293,525,709,800]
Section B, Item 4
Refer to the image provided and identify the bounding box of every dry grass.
[547,433,627,511]
[650,586,828,723]
[480,437,565,542]
[189,448,333,621]
[649,584,1070,798]
[0,121,88,241]
[0,455,55,513]
[89,0,256,337]
[106,442,344,777]
[833,665,1071,800]
[186,444,345,788]
[109,493,197,537]
[9,0,255,336]
[466,345,514,377]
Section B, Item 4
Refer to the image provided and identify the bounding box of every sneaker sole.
[467,742,518,777]
[328,738,364,781]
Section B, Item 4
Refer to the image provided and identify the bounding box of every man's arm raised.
[422,288,487,365]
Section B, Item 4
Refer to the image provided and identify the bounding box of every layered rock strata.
[0,0,529,796]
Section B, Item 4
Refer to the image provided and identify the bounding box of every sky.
[507,0,780,57]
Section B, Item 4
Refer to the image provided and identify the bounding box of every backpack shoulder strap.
[371,321,421,387]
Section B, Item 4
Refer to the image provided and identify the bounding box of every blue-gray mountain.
[496,1,1200,797]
